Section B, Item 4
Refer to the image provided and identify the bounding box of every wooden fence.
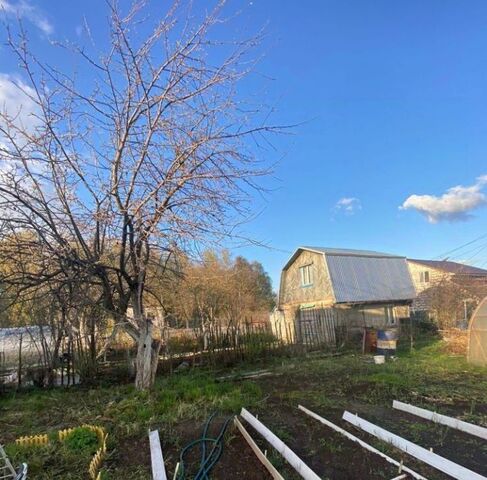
[2,313,342,389]
[161,322,289,371]
[156,311,341,371]
[100,314,341,376]
[295,308,337,347]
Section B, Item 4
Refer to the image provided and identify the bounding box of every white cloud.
[333,197,362,216]
[0,73,40,131]
[400,175,487,223]
[0,73,41,175]
[0,0,53,35]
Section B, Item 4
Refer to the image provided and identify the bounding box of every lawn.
[1,338,486,479]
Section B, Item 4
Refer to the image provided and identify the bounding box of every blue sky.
[2,1,487,289]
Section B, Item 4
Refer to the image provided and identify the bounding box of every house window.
[419,271,430,283]
[300,264,313,287]
[387,307,396,325]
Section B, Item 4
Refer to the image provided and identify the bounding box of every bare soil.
[241,367,487,480]
[153,417,271,480]
[158,356,487,480]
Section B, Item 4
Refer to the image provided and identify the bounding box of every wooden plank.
[234,417,285,480]
[149,430,168,480]
[393,400,487,441]
[298,405,428,480]
[342,411,487,480]
[240,408,321,480]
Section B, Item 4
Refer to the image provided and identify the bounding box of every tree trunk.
[132,290,161,390]
[135,320,161,390]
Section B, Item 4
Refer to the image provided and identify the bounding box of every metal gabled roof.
[302,246,402,258]
[326,253,415,303]
[282,246,403,271]
[281,246,415,304]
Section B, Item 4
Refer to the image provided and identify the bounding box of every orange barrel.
[364,328,377,353]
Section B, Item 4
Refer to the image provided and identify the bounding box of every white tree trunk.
[133,301,161,390]
[135,321,161,390]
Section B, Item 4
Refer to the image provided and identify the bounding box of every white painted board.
[234,417,285,480]
[343,411,486,480]
[393,400,487,441]
[298,405,428,480]
[149,430,168,480]
[240,408,321,480]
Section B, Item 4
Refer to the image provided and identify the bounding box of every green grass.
[0,369,264,479]
[270,340,487,407]
[5,427,100,480]
[1,337,486,479]
[63,427,99,455]
[1,370,263,435]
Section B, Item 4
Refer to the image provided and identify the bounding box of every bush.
[63,427,99,455]
[241,331,277,345]
[410,311,438,332]
[166,335,200,354]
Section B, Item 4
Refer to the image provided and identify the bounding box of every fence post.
[17,333,23,390]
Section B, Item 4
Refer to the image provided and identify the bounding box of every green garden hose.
[176,413,233,480]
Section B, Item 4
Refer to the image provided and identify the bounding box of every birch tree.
[0,1,279,389]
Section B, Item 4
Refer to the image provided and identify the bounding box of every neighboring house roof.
[283,246,416,304]
[408,259,487,276]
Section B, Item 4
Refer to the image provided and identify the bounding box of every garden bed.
[1,339,486,479]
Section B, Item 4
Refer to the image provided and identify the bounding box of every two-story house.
[272,247,416,345]
[407,259,487,321]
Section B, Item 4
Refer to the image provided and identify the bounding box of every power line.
[462,242,487,264]
[433,233,487,260]
[450,240,487,263]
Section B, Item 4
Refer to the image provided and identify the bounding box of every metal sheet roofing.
[302,246,402,258]
[282,246,416,304]
[326,253,416,303]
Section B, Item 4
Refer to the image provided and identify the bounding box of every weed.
[319,437,343,454]
[64,428,99,455]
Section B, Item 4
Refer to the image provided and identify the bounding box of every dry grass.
[439,328,468,355]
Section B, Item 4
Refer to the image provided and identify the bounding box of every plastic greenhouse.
[468,296,487,366]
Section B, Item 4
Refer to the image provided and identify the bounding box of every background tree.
[0,236,107,386]
[425,277,487,329]
[167,250,274,328]
[0,1,279,389]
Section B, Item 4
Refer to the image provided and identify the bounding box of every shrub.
[241,331,277,345]
[166,335,200,354]
[63,428,99,455]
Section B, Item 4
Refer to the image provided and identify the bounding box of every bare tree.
[425,277,487,329]
[167,249,274,328]
[0,240,107,386]
[0,1,280,389]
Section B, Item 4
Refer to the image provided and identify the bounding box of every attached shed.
[273,247,416,345]
[468,296,487,366]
